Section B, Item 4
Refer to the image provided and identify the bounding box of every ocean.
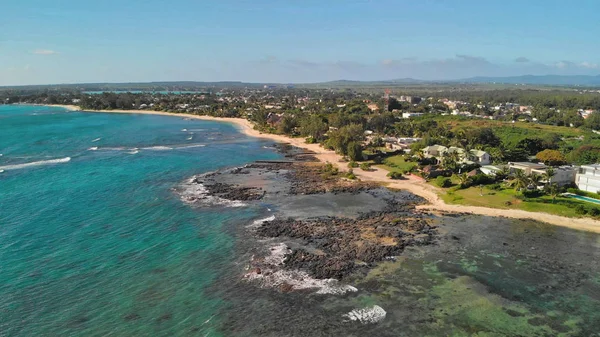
[2,105,600,336]
[0,105,279,336]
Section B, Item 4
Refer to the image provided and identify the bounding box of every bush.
[321,162,339,177]
[588,207,600,217]
[575,205,588,215]
[305,137,316,144]
[471,174,494,186]
[504,201,512,206]
[360,162,371,171]
[436,176,452,188]
[347,141,363,161]
[345,168,357,180]
[387,171,403,179]
[373,156,384,165]
[489,183,502,190]
[347,161,359,168]
[523,190,542,198]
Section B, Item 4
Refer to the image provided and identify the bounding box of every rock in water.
[343,305,387,324]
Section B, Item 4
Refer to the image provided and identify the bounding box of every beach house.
[576,164,600,193]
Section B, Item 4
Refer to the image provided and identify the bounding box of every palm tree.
[546,183,560,203]
[507,170,529,193]
[542,167,556,187]
[495,166,510,181]
[457,172,472,187]
[529,173,543,189]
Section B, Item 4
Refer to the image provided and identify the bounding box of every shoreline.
[47,104,600,232]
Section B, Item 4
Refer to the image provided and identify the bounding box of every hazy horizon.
[3,0,600,86]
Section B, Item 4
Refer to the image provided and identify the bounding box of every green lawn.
[376,155,417,174]
[441,185,595,218]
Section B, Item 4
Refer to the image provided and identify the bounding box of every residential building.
[576,164,600,193]
[422,145,490,165]
[468,150,491,165]
[532,166,577,186]
[402,112,424,119]
[508,162,547,175]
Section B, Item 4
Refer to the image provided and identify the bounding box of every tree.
[546,183,560,203]
[276,115,297,134]
[457,173,472,188]
[541,167,555,186]
[299,115,328,142]
[347,141,363,161]
[327,124,365,155]
[507,170,529,193]
[535,149,566,166]
[585,112,600,130]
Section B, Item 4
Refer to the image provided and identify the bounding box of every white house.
[532,166,577,187]
[468,149,491,165]
[576,164,600,193]
[402,112,424,119]
[422,145,490,165]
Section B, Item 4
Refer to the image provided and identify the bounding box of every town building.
[576,164,600,193]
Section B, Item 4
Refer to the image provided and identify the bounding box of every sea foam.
[0,157,71,171]
[343,305,387,324]
[178,177,247,208]
[245,243,358,295]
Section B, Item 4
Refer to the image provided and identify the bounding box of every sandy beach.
[53,105,600,232]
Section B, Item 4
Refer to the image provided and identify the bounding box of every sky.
[2,0,600,85]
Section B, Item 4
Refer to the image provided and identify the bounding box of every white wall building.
[576,164,600,193]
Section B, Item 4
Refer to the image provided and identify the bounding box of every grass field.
[440,185,595,218]
[376,155,417,174]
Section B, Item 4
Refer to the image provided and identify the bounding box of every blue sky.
[2,0,600,85]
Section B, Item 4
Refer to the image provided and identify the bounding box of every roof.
[423,145,448,152]
[581,164,600,170]
[469,149,489,157]
[509,162,546,169]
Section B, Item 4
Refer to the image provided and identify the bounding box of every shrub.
[347,161,359,168]
[504,201,512,206]
[387,171,403,179]
[436,176,452,188]
[373,156,384,165]
[575,205,588,215]
[471,174,494,186]
[588,207,600,217]
[305,137,316,144]
[345,168,357,180]
[523,190,542,198]
[489,183,502,191]
[360,162,371,171]
[347,141,363,161]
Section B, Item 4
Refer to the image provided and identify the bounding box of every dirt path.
[52,106,600,233]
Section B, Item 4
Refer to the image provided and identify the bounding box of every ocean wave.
[127,150,139,154]
[92,138,101,142]
[244,243,358,295]
[175,144,206,150]
[177,177,247,208]
[249,215,275,228]
[343,305,386,324]
[142,146,173,151]
[88,147,98,151]
[0,157,71,171]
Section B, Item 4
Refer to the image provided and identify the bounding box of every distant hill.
[3,75,600,91]
[457,75,600,86]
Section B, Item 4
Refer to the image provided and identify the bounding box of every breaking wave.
[244,243,359,295]
[177,176,247,208]
[0,157,71,171]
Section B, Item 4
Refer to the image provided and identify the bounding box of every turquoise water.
[566,193,600,205]
[0,105,279,336]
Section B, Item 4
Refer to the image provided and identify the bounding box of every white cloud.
[33,49,58,55]
[580,62,598,69]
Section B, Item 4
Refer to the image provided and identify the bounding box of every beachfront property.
[509,162,577,186]
[508,162,547,175]
[533,165,578,186]
[422,145,491,165]
[576,164,600,193]
[480,165,506,176]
